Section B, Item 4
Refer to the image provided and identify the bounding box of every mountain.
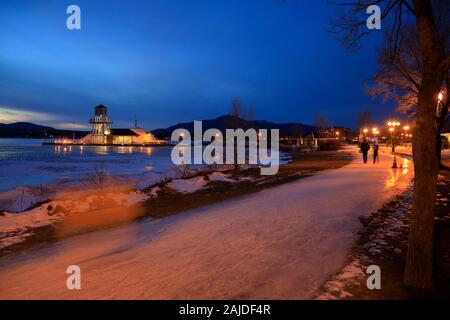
[0,122,88,139]
[151,115,315,139]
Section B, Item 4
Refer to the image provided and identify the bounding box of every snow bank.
[0,204,63,250]
[208,172,235,183]
[108,191,149,207]
[316,259,366,300]
[168,176,208,193]
[0,190,149,250]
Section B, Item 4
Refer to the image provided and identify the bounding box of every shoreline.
[0,149,353,257]
[42,142,173,147]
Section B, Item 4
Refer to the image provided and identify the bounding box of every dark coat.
[360,142,370,153]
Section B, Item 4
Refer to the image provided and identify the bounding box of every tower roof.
[110,129,138,136]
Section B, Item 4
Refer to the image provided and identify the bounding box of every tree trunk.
[404,73,440,288]
[404,0,446,288]
[437,80,449,168]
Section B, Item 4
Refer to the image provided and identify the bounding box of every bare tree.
[228,98,257,171]
[314,114,331,138]
[368,1,449,165]
[83,162,110,190]
[356,109,373,130]
[229,97,242,118]
[330,0,450,288]
[229,97,256,120]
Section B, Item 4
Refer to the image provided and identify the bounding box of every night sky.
[0,0,397,130]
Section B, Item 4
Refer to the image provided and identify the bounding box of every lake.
[0,138,177,193]
[0,138,289,211]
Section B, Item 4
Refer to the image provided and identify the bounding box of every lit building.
[88,105,113,144]
[81,105,163,145]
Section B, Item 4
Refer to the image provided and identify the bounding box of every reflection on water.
[0,139,173,193]
[0,138,288,196]
[43,144,157,158]
[386,157,411,188]
[402,158,409,175]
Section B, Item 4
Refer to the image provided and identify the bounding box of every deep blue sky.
[0,0,396,130]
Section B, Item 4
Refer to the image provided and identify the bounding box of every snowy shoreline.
[0,168,261,252]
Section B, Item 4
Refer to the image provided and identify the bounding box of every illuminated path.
[0,147,412,299]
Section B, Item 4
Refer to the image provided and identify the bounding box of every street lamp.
[437,91,445,117]
[387,121,401,152]
[403,125,411,147]
[371,128,379,140]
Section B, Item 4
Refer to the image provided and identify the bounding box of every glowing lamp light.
[389,128,394,132]
[438,92,444,102]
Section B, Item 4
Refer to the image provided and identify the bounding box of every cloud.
[0,106,56,123]
[0,105,90,130]
[54,123,89,130]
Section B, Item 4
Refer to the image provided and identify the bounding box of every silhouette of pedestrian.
[360,140,370,164]
[373,141,379,164]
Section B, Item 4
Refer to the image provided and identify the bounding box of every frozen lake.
[0,138,289,212]
[0,138,177,193]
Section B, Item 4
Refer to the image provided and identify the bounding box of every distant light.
[438,92,444,102]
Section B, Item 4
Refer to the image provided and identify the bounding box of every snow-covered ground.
[0,189,150,250]
[168,176,208,193]
[0,147,413,299]
[0,171,253,250]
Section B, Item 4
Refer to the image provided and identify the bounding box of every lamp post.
[436,91,444,117]
[403,125,410,147]
[387,121,401,152]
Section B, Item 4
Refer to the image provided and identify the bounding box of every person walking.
[372,141,380,164]
[373,141,379,164]
[360,139,370,164]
